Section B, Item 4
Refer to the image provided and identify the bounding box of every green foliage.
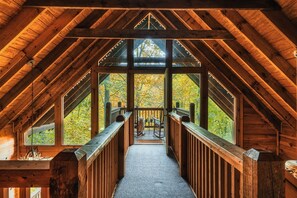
[64,94,91,145]
[172,74,200,124]
[135,74,164,107]
[208,98,234,143]
[25,128,55,145]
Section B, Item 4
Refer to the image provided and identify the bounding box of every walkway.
[114,145,195,198]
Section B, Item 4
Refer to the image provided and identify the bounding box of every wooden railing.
[134,107,164,128]
[0,112,132,198]
[169,112,284,198]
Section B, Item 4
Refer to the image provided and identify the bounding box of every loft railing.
[169,112,284,198]
[0,112,132,198]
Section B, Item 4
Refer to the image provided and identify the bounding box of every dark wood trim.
[127,39,134,145]
[24,0,280,10]
[200,66,208,129]
[91,68,99,137]
[54,96,64,146]
[67,29,234,40]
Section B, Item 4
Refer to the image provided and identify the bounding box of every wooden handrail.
[183,122,244,172]
[168,112,283,198]
[0,112,132,197]
[80,111,131,168]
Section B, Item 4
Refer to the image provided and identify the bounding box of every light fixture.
[24,59,41,160]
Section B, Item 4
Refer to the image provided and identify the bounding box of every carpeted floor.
[114,145,195,198]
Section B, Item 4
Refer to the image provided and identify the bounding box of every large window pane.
[24,106,55,146]
[134,39,166,67]
[98,40,127,67]
[134,74,164,107]
[172,74,200,124]
[208,73,234,143]
[99,74,127,132]
[63,74,91,145]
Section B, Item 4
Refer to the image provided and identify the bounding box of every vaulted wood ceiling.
[0,0,296,134]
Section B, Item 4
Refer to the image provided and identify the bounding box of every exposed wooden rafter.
[0,9,82,88]
[66,29,234,40]
[0,8,44,55]
[221,10,296,85]
[154,10,282,130]
[23,0,280,10]
[261,10,297,48]
[191,11,296,115]
[12,10,149,134]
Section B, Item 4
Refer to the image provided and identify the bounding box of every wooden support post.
[116,115,125,179]
[176,102,180,108]
[243,149,284,198]
[105,102,112,128]
[200,67,208,129]
[118,101,122,108]
[50,149,87,198]
[0,188,8,198]
[189,103,195,123]
[165,40,173,154]
[55,96,64,146]
[127,39,134,145]
[179,115,190,179]
[91,67,99,138]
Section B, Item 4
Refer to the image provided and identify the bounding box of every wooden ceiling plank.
[0,7,44,55]
[192,11,296,111]
[0,9,82,88]
[222,10,296,85]
[0,10,113,128]
[66,29,234,40]
[0,38,78,111]
[261,10,297,48]
[177,10,296,128]
[11,10,149,133]
[23,0,280,10]
[158,10,284,130]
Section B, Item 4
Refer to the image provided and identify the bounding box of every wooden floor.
[114,145,195,198]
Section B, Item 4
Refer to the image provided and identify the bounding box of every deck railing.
[0,112,132,198]
[134,107,164,128]
[169,112,284,198]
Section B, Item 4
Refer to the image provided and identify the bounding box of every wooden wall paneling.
[0,8,44,55]
[23,0,280,10]
[222,10,296,85]
[0,9,82,88]
[243,99,277,153]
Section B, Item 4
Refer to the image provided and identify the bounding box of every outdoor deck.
[114,145,195,198]
[134,129,165,144]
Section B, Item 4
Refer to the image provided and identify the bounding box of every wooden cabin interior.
[0,0,296,197]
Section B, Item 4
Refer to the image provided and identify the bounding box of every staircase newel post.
[243,149,284,198]
[179,115,190,179]
[50,149,87,198]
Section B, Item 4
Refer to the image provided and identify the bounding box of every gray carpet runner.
[114,145,195,198]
